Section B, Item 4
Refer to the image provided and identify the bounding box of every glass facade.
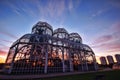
[4,21,97,74]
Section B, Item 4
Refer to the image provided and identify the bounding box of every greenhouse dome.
[32,21,53,36]
[69,33,82,43]
[53,28,69,39]
[4,21,97,74]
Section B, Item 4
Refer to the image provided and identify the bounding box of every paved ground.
[0,71,97,80]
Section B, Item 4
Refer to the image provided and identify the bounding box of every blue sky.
[0,0,120,63]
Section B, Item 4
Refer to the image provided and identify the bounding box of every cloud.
[4,1,21,15]
[91,8,109,17]
[0,43,10,52]
[110,21,120,32]
[109,0,120,8]
[46,0,65,18]
[92,41,120,49]
[0,23,18,39]
[5,0,37,18]
[92,10,104,17]
[3,0,81,20]
[0,49,7,56]
[43,0,81,17]
[68,0,73,11]
[0,38,13,43]
[68,0,81,12]
[106,44,120,52]
[91,21,120,53]
[0,30,18,39]
[93,35,113,44]
[91,2,113,18]
[92,0,120,17]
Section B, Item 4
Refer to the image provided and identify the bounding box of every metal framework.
[4,21,97,74]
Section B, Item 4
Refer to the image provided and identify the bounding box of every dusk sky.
[0,0,120,63]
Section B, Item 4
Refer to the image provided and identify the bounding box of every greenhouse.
[4,21,97,74]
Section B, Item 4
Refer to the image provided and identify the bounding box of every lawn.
[41,70,120,80]
[0,70,120,80]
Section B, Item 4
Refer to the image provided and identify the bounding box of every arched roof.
[32,21,53,31]
[53,28,69,39]
[82,44,94,54]
[69,33,82,43]
[32,21,53,35]
[53,28,68,35]
[10,34,31,48]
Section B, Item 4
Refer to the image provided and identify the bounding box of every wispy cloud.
[0,43,9,52]
[92,10,103,17]
[0,30,18,39]
[5,0,37,18]
[68,0,81,11]
[109,0,120,8]
[92,35,113,44]
[91,21,120,53]
[92,8,108,17]
[0,38,13,43]
[0,22,18,39]
[0,49,7,56]
[92,0,120,17]
[68,0,73,12]
[110,21,120,32]
[3,0,81,20]
[43,0,65,18]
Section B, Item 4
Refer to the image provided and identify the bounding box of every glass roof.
[53,28,68,34]
[32,21,53,32]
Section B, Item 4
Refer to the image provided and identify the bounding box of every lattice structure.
[4,21,97,74]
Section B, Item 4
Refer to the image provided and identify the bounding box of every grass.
[41,70,120,80]
[0,70,120,80]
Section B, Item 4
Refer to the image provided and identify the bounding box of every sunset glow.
[0,55,6,63]
[0,0,120,63]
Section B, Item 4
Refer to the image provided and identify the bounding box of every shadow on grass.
[42,70,120,80]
